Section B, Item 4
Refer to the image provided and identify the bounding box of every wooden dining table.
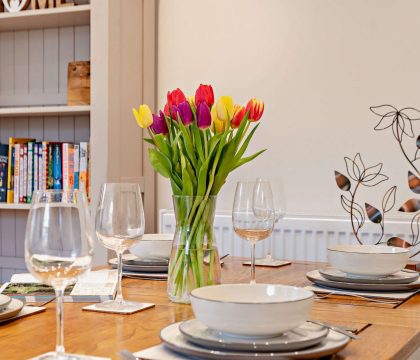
[1,257,420,359]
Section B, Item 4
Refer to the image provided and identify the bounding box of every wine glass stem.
[54,288,65,355]
[116,251,124,304]
[251,243,256,284]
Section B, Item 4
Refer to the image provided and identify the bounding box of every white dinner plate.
[160,322,350,360]
[307,270,420,291]
[0,298,24,321]
[179,319,329,352]
[319,268,419,284]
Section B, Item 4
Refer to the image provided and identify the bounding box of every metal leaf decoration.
[387,237,412,248]
[382,186,397,213]
[335,171,351,191]
[408,171,420,194]
[398,198,420,213]
[417,135,420,149]
[365,203,382,223]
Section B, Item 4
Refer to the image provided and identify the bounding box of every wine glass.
[256,178,286,264]
[95,183,145,311]
[233,181,275,284]
[25,190,93,360]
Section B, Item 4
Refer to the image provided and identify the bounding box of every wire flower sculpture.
[335,153,396,245]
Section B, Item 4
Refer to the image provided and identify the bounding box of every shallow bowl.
[190,284,313,337]
[327,244,409,277]
[130,234,173,259]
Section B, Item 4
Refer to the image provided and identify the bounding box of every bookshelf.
[0,0,157,283]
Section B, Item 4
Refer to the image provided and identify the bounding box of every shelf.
[0,105,90,117]
[0,203,31,210]
[0,4,90,31]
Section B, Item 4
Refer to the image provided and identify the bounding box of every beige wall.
[157,0,420,217]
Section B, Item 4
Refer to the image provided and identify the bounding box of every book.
[52,143,62,190]
[74,144,79,189]
[13,144,20,204]
[47,143,54,190]
[19,144,24,203]
[79,142,88,194]
[7,138,35,203]
[23,144,28,203]
[38,143,43,192]
[41,141,48,191]
[0,270,118,303]
[69,145,75,190]
[62,143,69,191]
[34,143,39,192]
[0,144,8,202]
[27,142,34,203]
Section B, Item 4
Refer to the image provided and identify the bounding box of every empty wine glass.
[95,183,145,311]
[256,177,286,264]
[25,190,93,360]
[233,181,275,284]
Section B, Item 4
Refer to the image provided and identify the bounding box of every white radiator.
[160,210,419,261]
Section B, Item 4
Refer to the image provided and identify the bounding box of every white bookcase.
[0,0,157,282]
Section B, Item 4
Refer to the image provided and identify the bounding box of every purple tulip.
[197,102,211,129]
[151,111,169,135]
[177,101,193,126]
[171,105,180,122]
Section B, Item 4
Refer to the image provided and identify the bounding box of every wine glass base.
[91,300,154,314]
[30,352,109,360]
[243,258,292,267]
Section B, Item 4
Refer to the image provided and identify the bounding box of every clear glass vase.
[167,196,222,303]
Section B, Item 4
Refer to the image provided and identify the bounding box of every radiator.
[160,210,420,261]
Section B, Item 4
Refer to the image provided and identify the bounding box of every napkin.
[134,344,192,360]
[305,284,418,300]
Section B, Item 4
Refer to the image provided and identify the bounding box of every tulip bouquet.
[133,84,265,302]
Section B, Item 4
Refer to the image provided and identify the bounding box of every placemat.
[0,305,46,324]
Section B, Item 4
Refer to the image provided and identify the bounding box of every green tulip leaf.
[154,134,171,158]
[149,148,172,178]
[232,149,266,171]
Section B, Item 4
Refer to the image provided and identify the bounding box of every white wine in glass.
[25,190,93,360]
[95,183,145,311]
[233,181,275,284]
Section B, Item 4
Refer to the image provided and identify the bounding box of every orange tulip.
[231,105,246,129]
[245,98,264,122]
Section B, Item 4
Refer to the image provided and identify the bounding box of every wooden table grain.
[1,258,419,360]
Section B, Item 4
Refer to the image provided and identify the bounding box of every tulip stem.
[147,127,157,146]
[204,135,208,158]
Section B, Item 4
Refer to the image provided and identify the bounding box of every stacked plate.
[0,294,24,322]
[307,268,420,291]
[158,284,351,359]
[159,320,350,359]
[109,254,169,280]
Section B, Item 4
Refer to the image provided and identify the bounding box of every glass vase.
[167,195,221,303]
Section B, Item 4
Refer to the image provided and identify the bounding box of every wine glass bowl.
[25,190,93,359]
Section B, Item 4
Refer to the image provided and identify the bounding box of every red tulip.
[195,84,214,108]
[167,88,187,108]
[164,103,170,117]
[245,98,264,122]
[231,105,246,129]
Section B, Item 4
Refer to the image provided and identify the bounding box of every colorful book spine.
[0,144,8,202]
[74,144,79,190]
[27,142,33,203]
[47,144,54,190]
[38,143,43,192]
[42,142,48,191]
[62,143,69,191]
[21,145,27,203]
[34,143,39,192]
[13,144,19,204]
[52,143,62,190]
[68,145,74,190]
[79,142,88,194]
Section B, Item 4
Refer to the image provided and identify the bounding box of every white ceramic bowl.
[327,244,410,277]
[130,234,173,259]
[190,284,314,337]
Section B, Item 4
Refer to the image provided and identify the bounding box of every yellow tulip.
[211,106,224,133]
[216,96,234,122]
[133,104,153,128]
[188,95,196,112]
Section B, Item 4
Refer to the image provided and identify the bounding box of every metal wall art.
[335,105,420,258]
